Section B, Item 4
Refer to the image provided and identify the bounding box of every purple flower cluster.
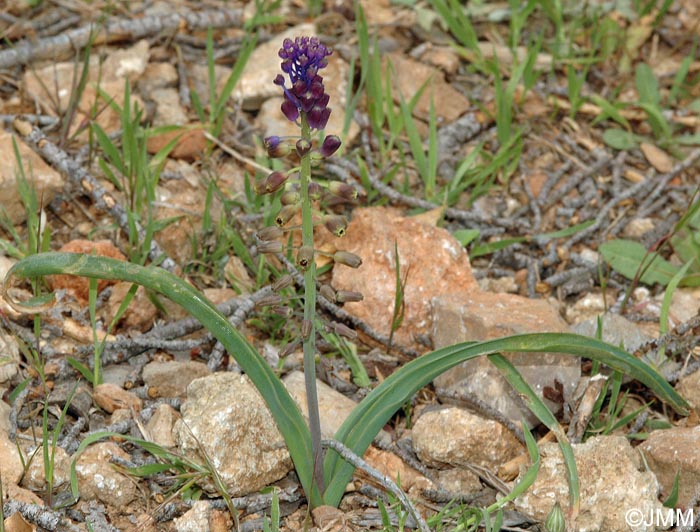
[274,36,333,130]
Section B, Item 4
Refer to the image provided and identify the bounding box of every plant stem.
[299,114,325,497]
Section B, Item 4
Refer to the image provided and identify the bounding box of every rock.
[139,62,178,94]
[571,313,650,353]
[93,383,143,413]
[639,426,700,508]
[100,40,150,83]
[436,467,481,494]
[173,500,231,532]
[623,217,656,239]
[654,287,700,327]
[676,371,700,410]
[174,373,292,496]
[74,442,138,507]
[387,52,470,123]
[142,360,210,398]
[331,207,479,346]
[21,446,70,491]
[0,130,64,224]
[106,282,158,332]
[283,370,389,445]
[145,125,208,160]
[515,436,663,532]
[419,45,461,76]
[564,292,616,324]
[150,88,189,127]
[0,332,20,384]
[431,293,579,427]
[46,240,126,304]
[412,406,523,469]
[0,431,23,490]
[363,446,433,493]
[145,404,179,448]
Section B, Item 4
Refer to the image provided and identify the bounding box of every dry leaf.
[4,512,36,532]
[640,142,674,173]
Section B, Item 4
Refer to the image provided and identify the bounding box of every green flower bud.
[335,290,363,303]
[272,306,293,317]
[264,136,292,158]
[275,204,299,226]
[308,181,323,200]
[323,214,348,237]
[333,250,362,268]
[257,226,284,241]
[280,190,301,206]
[257,240,284,254]
[327,181,359,201]
[279,339,301,358]
[297,245,314,271]
[544,502,566,532]
[319,284,336,302]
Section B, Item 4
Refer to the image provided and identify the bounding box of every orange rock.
[146,126,208,160]
[47,240,126,304]
[93,383,143,413]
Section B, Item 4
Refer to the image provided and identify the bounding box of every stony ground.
[1,1,700,531]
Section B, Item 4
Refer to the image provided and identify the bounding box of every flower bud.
[272,306,293,317]
[264,136,292,158]
[257,240,284,254]
[333,250,362,268]
[301,319,313,339]
[327,181,359,201]
[255,294,283,308]
[297,245,314,271]
[279,339,301,358]
[257,226,283,241]
[544,502,565,532]
[320,135,341,157]
[319,284,336,302]
[335,290,363,303]
[280,190,301,206]
[272,274,294,291]
[323,215,348,237]
[307,181,323,200]
[256,171,288,195]
[330,321,357,340]
[275,204,299,226]
[295,138,312,157]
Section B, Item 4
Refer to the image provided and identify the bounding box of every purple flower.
[275,36,333,130]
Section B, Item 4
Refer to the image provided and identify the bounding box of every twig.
[13,120,178,272]
[0,8,243,69]
[2,500,82,532]
[322,438,431,532]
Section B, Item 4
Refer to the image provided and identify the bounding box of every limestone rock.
[174,373,292,496]
[436,467,481,494]
[432,292,579,427]
[142,360,210,399]
[515,436,663,532]
[331,207,479,347]
[412,406,523,469]
[387,53,470,123]
[145,404,179,448]
[173,500,230,532]
[106,282,158,332]
[74,442,138,507]
[0,130,64,224]
[676,371,700,410]
[22,446,70,491]
[92,383,143,414]
[639,426,700,508]
[0,332,20,385]
[571,313,650,353]
[283,370,388,445]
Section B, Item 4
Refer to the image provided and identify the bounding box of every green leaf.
[635,63,661,106]
[603,129,640,150]
[323,332,688,506]
[599,239,680,286]
[4,253,322,508]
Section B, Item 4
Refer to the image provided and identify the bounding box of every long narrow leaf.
[323,333,687,505]
[3,252,322,507]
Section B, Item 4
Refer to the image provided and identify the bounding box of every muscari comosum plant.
[2,36,688,522]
